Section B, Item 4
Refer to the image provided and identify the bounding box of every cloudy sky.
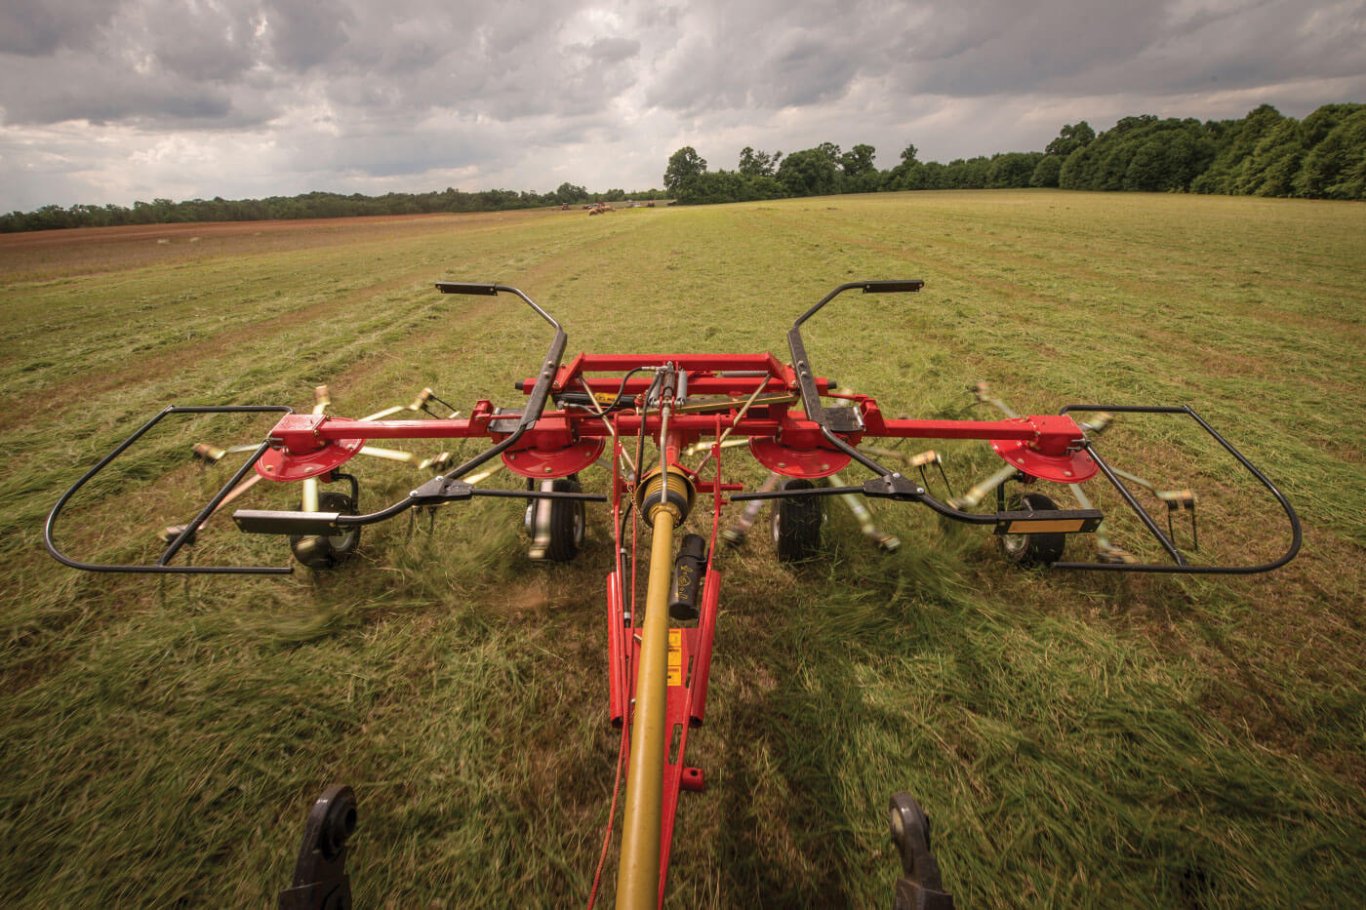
[1,0,1363,212]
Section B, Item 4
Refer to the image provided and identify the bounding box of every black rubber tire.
[772,478,823,563]
[543,475,586,562]
[999,490,1066,567]
[290,490,360,569]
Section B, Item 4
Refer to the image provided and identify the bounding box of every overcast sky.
[1,0,1363,212]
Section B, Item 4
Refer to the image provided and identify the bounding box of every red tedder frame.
[46,281,1300,910]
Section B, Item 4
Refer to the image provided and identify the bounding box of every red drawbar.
[655,566,721,907]
[610,564,723,907]
[606,571,626,727]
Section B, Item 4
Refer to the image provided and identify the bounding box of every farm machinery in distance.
[47,280,1300,909]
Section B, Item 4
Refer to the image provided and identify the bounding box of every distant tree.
[1292,105,1366,198]
[838,144,879,192]
[1124,137,1177,191]
[1045,122,1095,158]
[1192,105,1285,195]
[1030,155,1063,187]
[941,157,992,188]
[1057,145,1091,190]
[1234,119,1305,196]
[1059,116,1212,192]
[1124,126,1214,191]
[682,169,786,204]
[1299,103,1365,148]
[738,147,782,177]
[905,160,943,189]
[880,143,922,190]
[839,144,877,177]
[987,152,1044,188]
[664,147,708,197]
[679,170,739,204]
[744,175,786,200]
[553,182,589,204]
[777,147,841,197]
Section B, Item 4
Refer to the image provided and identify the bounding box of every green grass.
[1,191,1363,908]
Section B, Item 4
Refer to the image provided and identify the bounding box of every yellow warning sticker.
[667,629,683,687]
[1005,519,1086,534]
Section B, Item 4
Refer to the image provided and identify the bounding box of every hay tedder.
[47,281,1301,908]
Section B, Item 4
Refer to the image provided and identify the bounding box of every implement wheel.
[525,475,586,562]
[290,491,361,569]
[772,478,822,563]
[998,491,1066,568]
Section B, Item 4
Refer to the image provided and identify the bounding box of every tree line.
[0,183,659,233]
[663,103,1365,204]
[3,103,1360,232]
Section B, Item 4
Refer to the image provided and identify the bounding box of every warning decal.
[667,629,683,687]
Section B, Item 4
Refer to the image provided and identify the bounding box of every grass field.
[1,190,1363,908]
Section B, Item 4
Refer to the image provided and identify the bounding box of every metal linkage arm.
[788,280,923,428]
[234,464,612,539]
[856,473,1103,534]
[234,284,587,537]
[434,282,567,474]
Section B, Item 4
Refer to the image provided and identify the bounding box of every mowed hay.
[1,191,1362,907]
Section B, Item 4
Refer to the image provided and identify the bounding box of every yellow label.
[1006,519,1085,534]
[594,391,620,404]
[667,629,683,687]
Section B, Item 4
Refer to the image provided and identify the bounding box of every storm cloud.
[1,0,1362,210]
